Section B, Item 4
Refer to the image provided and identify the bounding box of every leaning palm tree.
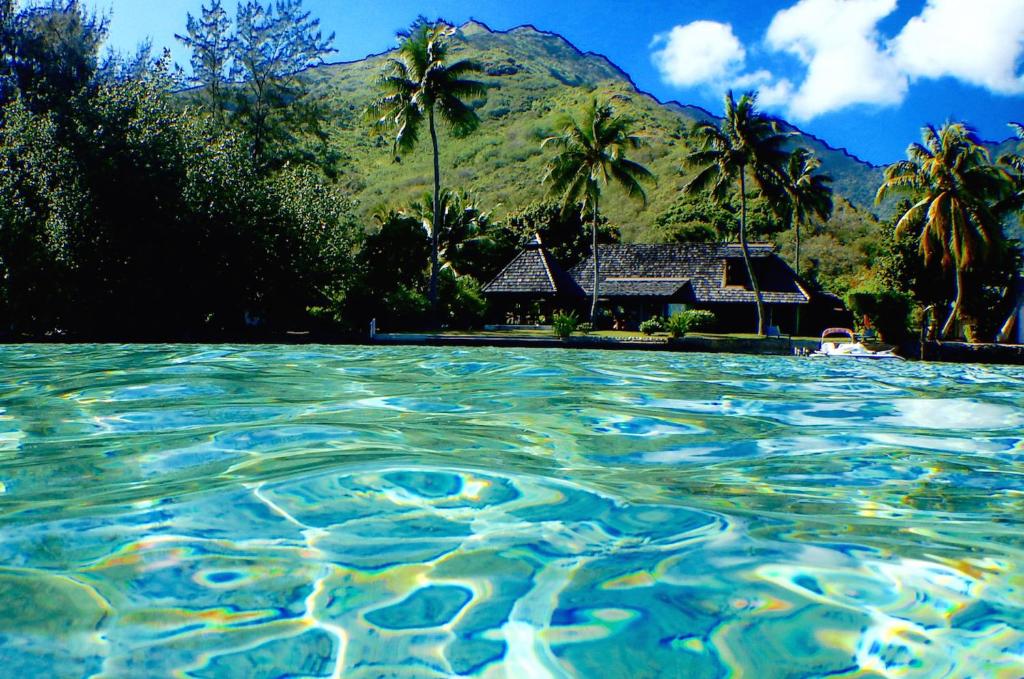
[685,91,789,336]
[877,122,1008,339]
[367,18,485,318]
[542,98,654,325]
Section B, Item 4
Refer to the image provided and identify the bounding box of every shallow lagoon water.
[1,344,1022,678]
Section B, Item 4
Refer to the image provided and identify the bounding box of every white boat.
[812,328,905,360]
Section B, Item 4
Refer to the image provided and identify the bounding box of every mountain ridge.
[326,19,889,171]
[302,20,1017,235]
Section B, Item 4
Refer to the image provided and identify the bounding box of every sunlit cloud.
[651,0,1024,121]
[892,0,1024,95]
[651,21,749,89]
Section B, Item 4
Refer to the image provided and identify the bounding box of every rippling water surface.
[1,344,1023,678]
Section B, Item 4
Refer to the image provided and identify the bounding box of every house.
[483,238,843,334]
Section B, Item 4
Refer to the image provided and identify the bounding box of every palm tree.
[685,91,789,336]
[367,18,485,319]
[997,122,1024,214]
[782,149,833,279]
[409,189,494,276]
[876,122,1008,339]
[780,148,833,334]
[542,98,654,325]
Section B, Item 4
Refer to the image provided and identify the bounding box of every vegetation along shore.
[1,0,1022,351]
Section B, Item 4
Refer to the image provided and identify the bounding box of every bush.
[639,317,664,335]
[440,272,488,329]
[552,310,579,338]
[845,289,912,342]
[666,313,689,338]
[666,310,717,338]
[685,310,717,332]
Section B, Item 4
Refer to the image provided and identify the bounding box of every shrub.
[667,310,717,338]
[577,322,592,335]
[639,317,663,335]
[552,311,579,338]
[440,273,488,329]
[666,313,689,338]
[845,289,912,343]
[685,310,717,332]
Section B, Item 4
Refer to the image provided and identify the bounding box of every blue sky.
[87,0,1024,165]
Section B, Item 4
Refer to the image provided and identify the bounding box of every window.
[723,259,750,288]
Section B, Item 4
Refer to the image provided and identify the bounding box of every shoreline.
[3,332,1023,365]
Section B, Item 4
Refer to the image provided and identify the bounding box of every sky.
[84,0,1024,166]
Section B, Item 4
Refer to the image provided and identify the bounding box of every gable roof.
[484,241,810,305]
[570,244,809,304]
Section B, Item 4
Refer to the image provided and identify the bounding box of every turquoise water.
[1,345,1022,678]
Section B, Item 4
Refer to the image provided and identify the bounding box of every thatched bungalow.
[483,239,844,334]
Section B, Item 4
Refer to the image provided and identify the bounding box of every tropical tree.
[780,148,832,333]
[685,91,788,336]
[367,18,485,320]
[409,189,494,276]
[175,0,233,122]
[781,148,833,280]
[997,122,1024,217]
[230,0,334,166]
[876,122,1009,339]
[542,97,654,325]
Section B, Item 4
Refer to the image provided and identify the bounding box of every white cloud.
[651,21,748,89]
[765,0,907,120]
[651,0,1024,121]
[892,0,1024,94]
[756,78,795,109]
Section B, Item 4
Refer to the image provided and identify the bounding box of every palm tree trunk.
[739,169,767,336]
[940,268,965,339]
[428,108,441,326]
[794,215,801,336]
[590,197,600,326]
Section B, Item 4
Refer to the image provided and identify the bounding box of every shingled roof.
[569,244,810,305]
[484,241,810,305]
[482,237,582,297]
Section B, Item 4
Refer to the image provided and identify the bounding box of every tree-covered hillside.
[306,20,888,240]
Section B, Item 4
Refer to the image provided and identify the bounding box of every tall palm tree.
[542,98,654,325]
[780,148,833,334]
[877,122,1008,339]
[685,91,789,336]
[782,148,833,280]
[367,18,485,318]
[997,122,1024,214]
[994,122,1023,344]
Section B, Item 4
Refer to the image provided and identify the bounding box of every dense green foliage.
[0,0,357,337]
[1,4,1020,341]
[877,123,1017,340]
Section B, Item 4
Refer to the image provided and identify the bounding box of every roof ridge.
[538,248,557,292]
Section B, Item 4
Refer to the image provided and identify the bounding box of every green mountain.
[307,20,890,238]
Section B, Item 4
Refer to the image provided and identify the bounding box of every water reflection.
[0,344,1022,677]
